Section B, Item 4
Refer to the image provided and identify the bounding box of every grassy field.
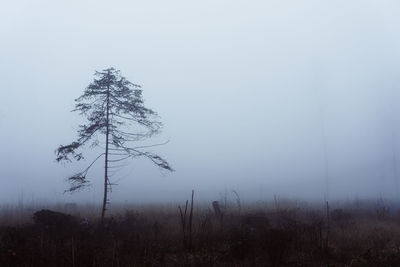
[1,198,400,266]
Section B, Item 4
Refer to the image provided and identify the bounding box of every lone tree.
[56,67,173,221]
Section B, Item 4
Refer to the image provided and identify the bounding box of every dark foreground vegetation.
[1,199,400,267]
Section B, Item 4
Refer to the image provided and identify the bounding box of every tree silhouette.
[56,67,173,221]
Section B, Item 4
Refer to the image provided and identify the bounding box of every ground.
[1,199,400,266]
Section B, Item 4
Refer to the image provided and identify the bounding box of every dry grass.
[1,199,400,266]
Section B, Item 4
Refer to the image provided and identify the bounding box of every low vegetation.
[1,198,400,266]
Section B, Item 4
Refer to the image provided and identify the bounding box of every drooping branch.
[130,140,170,150]
[106,144,173,171]
[64,153,105,193]
[56,142,83,162]
[65,173,90,193]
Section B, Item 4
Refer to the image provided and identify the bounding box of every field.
[1,198,400,267]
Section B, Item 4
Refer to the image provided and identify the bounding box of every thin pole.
[101,82,111,222]
[391,126,399,200]
[315,87,330,202]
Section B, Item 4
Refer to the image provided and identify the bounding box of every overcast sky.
[1,0,400,204]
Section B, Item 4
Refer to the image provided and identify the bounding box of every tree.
[56,67,173,221]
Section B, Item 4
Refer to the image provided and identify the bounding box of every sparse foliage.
[56,67,173,221]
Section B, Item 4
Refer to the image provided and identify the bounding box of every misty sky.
[1,0,400,204]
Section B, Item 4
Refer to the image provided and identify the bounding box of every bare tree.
[56,67,173,221]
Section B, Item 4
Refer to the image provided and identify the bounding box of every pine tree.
[56,67,173,221]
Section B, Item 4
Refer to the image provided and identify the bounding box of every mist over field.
[1,0,400,205]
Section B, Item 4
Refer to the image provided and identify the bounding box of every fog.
[1,0,400,204]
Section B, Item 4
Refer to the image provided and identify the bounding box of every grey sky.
[1,0,400,204]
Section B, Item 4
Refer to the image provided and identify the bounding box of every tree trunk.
[101,85,110,223]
